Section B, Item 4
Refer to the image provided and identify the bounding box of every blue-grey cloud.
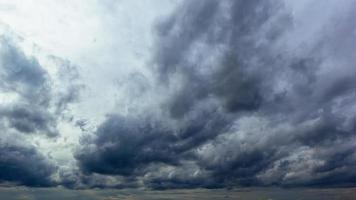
[0,142,55,187]
[75,0,356,189]
[0,36,81,186]
[0,0,353,190]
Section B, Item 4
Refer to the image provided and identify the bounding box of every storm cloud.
[0,0,355,190]
[75,0,356,189]
[0,36,81,186]
[0,141,55,187]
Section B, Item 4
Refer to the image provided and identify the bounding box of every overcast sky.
[0,0,355,189]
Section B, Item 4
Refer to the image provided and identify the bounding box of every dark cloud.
[75,0,356,189]
[0,142,55,187]
[0,36,82,186]
[0,37,81,135]
[76,109,229,177]
[0,104,58,136]
[76,115,176,176]
[0,37,50,106]
[0,38,53,136]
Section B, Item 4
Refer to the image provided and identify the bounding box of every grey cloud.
[76,107,229,177]
[0,142,55,187]
[76,0,286,189]
[0,104,58,136]
[0,37,50,106]
[48,55,83,114]
[0,36,82,186]
[155,0,291,117]
[155,0,220,78]
[0,37,81,136]
[75,0,356,189]
[76,115,177,176]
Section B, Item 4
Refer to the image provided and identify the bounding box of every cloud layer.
[1,0,356,189]
[75,0,356,189]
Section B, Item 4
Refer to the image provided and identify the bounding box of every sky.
[0,0,355,190]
